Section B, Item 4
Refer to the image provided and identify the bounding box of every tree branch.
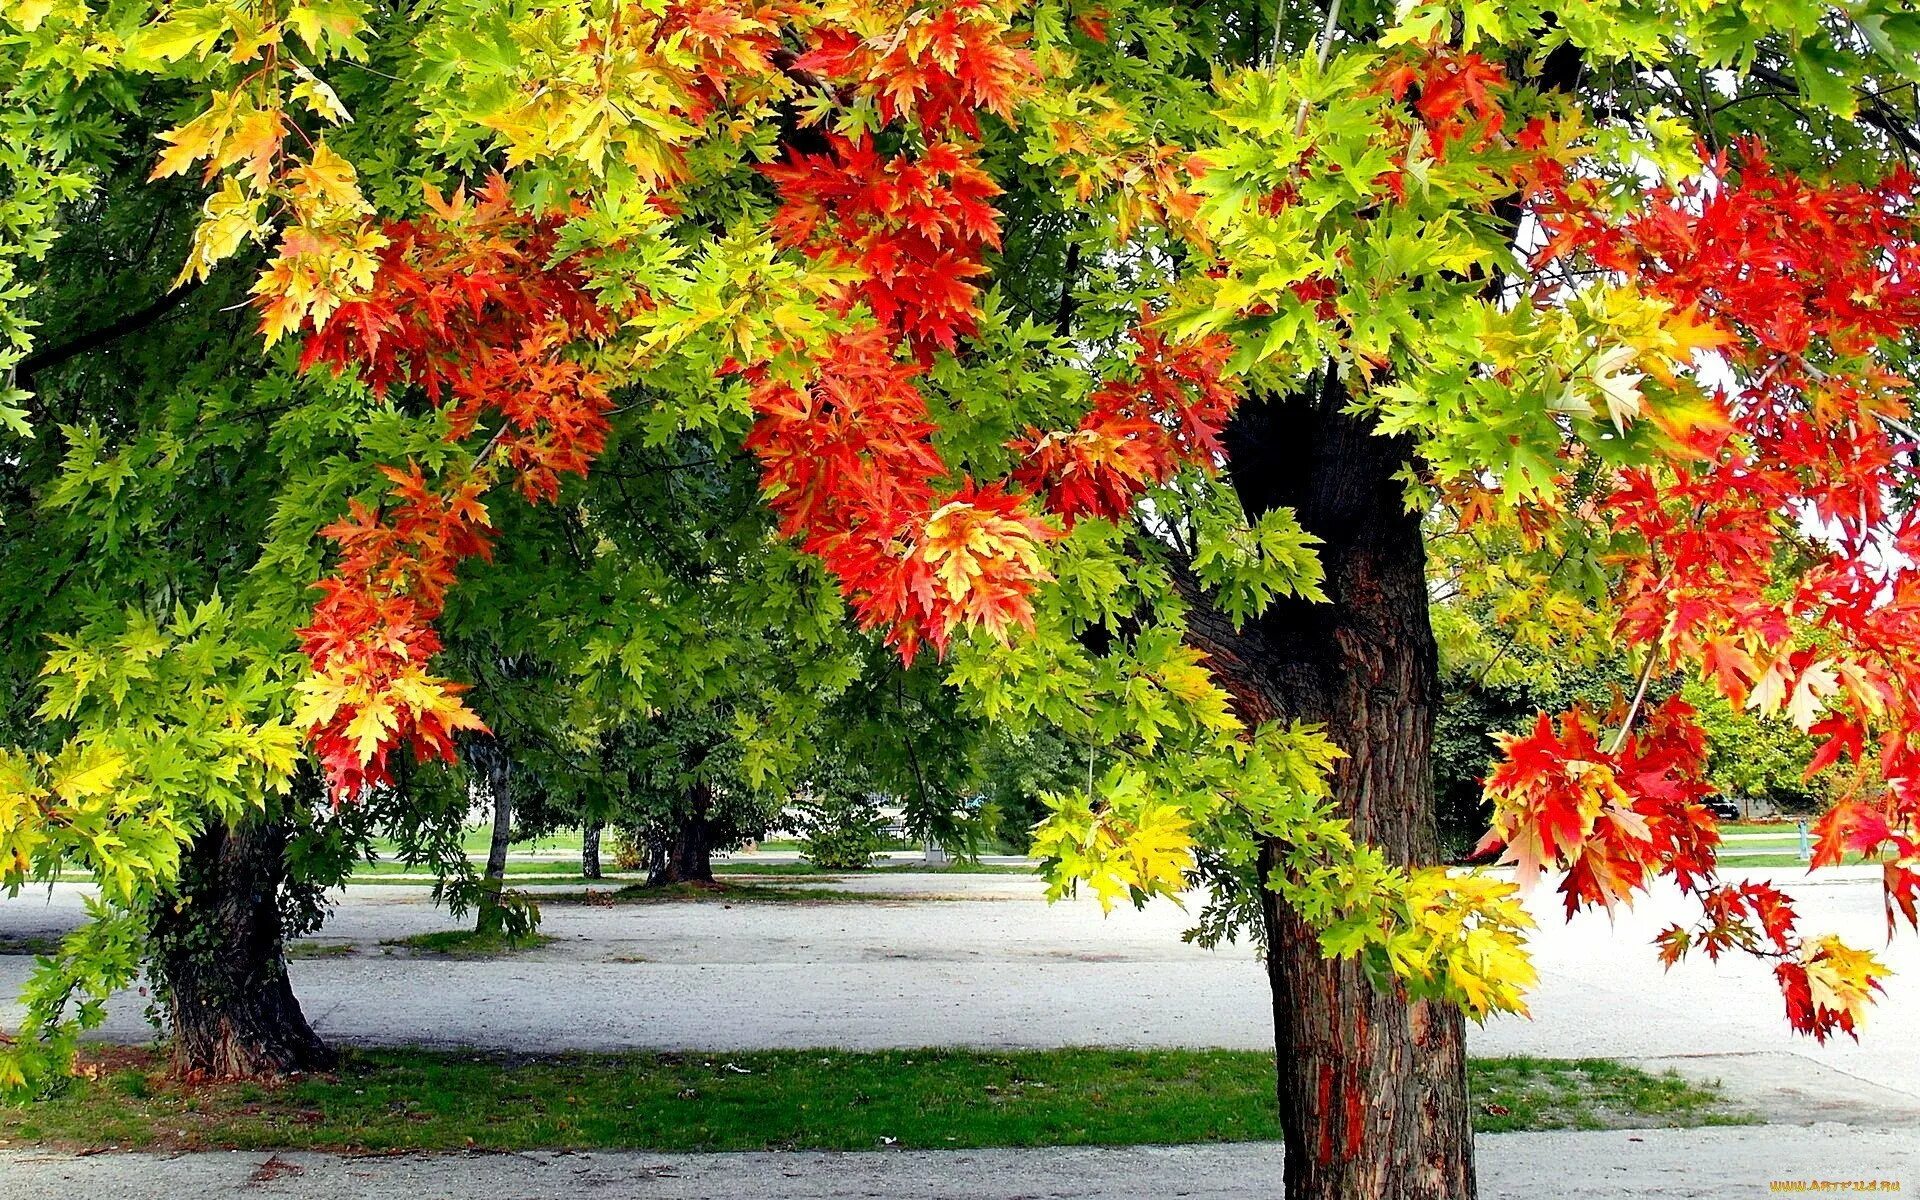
[15,282,205,384]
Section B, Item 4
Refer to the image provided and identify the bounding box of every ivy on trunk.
[148,817,332,1079]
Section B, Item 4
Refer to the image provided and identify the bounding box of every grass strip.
[0,1048,1753,1154]
[376,930,554,957]
[535,881,921,905]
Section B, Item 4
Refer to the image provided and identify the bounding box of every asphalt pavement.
[3,1125,1914,1200]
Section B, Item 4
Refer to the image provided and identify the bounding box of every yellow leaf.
[48,746,126,802]
[292,671,355,730]
[216,105,285,186]
[1662,305,1734,356]
[285,0,368,55]
[149,91,242,182]
[285,141,370,218]
[6,0,57,31]
[174,175,263,287]
[248,723,304,786]
[344,700,396,761]
[1803,934,1887,1030]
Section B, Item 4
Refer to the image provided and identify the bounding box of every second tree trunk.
[470,735,515,934]
[582,821,603,879]
[649,781,717,885]
[1209,386,1474,1200]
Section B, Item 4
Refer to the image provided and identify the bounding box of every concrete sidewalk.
[2,1126,1913,1199]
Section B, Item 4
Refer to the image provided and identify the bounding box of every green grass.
[1721,819,1817,835]
[712,861,1033,877]
[1470,1057,1754,1133]
[741,838,918,852]
[377,930,554,957]
[0,936,61,957]
[0,1049,1752,1154]
[544,881,901,905]
[285,942,355,960]
[344,859,1032,884]
[363,829,917,860]
[346,872,636,888]
[370,830,586,858]
[351,859,628,877]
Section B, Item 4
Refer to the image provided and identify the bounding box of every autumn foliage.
[293,180,611,798]
[765,136,1004,354]
[1012,324,1238,526]
[81,0,1920,1051]
[1474,140,1920,1039]
[744,328,1055,660]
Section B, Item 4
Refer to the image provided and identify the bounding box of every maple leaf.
[1653,924,1690,968]
[1785,659,1839,732]
[1886,864,1920,934]
[1746,656,1792,719]
[47,747,126,803]
[343,698,397,761]
[1592,345,1644,433]
[915,484,1056,637]
[1799,934,1887,1040]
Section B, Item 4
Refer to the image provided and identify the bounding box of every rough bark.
[648,782,717,886]
[149,817,333,1079]
[582,821,604,880]
[470,735,515,934]
[1188,376,1472,1200]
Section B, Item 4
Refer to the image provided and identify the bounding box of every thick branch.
[15,282,204,383]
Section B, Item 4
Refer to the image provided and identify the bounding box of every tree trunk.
[471,735,514,934]
[582,821,603,880]
[648,782,717,885]
[1192,380,1473,1200]
[149,816,333,1079]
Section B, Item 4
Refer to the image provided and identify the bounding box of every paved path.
[3,1125,1914,1199]
[3,869,1916,1123]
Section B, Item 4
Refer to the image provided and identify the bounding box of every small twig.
[474,418,516,470]
[1607,649,1661,755]
[1292,0,1341,133]
[1876,410,1920,446]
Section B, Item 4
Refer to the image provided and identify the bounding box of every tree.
[0,159,382,1080]
[620,712,784,886]
[581,821,604,879]
[8,4,1920,1200]
[146,776,335,1078]
[0,128,514,1078]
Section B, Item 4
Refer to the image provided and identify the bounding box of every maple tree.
[7,0,1920,1196]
